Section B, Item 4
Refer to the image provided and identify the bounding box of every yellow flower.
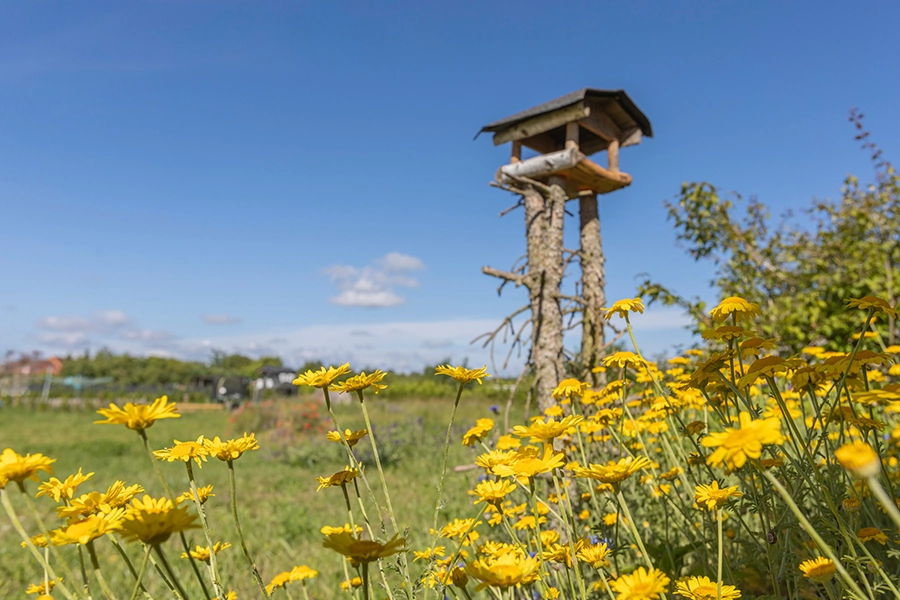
[332,370,388,394]
[322,530,405,565]
[462,418,495,447]
[709,296,761,322]
[604,297,645,320]
[120,495,200,545]
[552,378,590,400]
[266,571,292,594]
[181,542,231,562]
[320,523,363,536]
[577,541,611,568]
[340,577,363,590]
[289,565,318,582]
[154,437,209,468]
[57,481,145,519]
[857,527,888,544]
[702,326,755,342]
[694,481,743,511]
[0,448,55,488]
[512,415,583,442]
[413,546,445,561]
[25,580,57,595]
[440,518,481,545]
[326,428,368,447]
[701,411,783,470]
[843,497,861,512]
[176,485,215,505]
[292,363,351,388]
[95,395,180,430]
[675,576,741,600]
[469,479,515,506]
[571,456,651,485]
[36,468,94,503]
[316,467,360,491]
[799,556,837,583]
[610,567,670,600]
[465,552,540,591]
[603,351,647,370]
[737,356,795,387]
[847,296,900,318]
[203,433,259,462]
[492,446,567,481]
[435,364,491,385]
[495,435,521,450]
[49,509,126,546]
[835,441,881,478]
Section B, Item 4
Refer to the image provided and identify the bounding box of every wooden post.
[511,140,522,163]
[578,192,606,385]
[524,175,567,410]
[607,138,620,173]
[565,122,579,150]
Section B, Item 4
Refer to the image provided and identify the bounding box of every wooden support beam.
[578,109,621,142]
[510,140,522,163]
[497,148,584,184]
[565,122,579,150]
[493,102,590,146]
[607,138,620,173]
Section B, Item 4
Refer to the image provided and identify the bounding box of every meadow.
[5,296,900,600]
[1,393,515,599]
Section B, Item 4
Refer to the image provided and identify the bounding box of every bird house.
[478,88,652,194]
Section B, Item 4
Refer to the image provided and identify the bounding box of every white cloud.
[323,252,425,308]
[33,310,173,352]
[202,314,243,325]
[119,329,177,342]
[38,310,132,332]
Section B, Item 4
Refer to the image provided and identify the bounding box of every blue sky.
[2,2,898,373]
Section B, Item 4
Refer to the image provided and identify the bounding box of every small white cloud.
[35,331,89,347]
[38,310,131,332]
[95,310,132,327]
[38,315,91,332]
[119,329,176,342]
[202,314,243,325]
[323,252,425,308]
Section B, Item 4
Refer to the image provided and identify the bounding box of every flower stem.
[716,510,723,600]
[228,460,269,598]
[762,470,868,599]
[1,490,76,600]
[186,461,226,600]
[155,543,190,600]
[129,544,153,600]
[139,429,211,600]
[356,390,412,597]
[14,482,85,599]
[362,562,371,600]
[433,382,466,534]
[87,540,116,600]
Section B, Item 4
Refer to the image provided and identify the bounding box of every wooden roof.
[478,88,652,156]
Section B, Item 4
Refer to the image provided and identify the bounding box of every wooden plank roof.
[478,88,653,139]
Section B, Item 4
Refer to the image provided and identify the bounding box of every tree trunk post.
[523,176,567,410]
[578,192,606,386]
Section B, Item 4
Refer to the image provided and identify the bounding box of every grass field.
[1,395,516,599]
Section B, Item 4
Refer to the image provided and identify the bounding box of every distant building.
[0,355,63,376]
[254,366,297,395]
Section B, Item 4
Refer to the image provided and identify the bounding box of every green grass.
[0,395,517,599]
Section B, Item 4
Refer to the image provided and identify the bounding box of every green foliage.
[61,347,211,386]
[641,112,900,351]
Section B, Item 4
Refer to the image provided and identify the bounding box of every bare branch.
[499,200,525,218]
[483,266,526,287]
